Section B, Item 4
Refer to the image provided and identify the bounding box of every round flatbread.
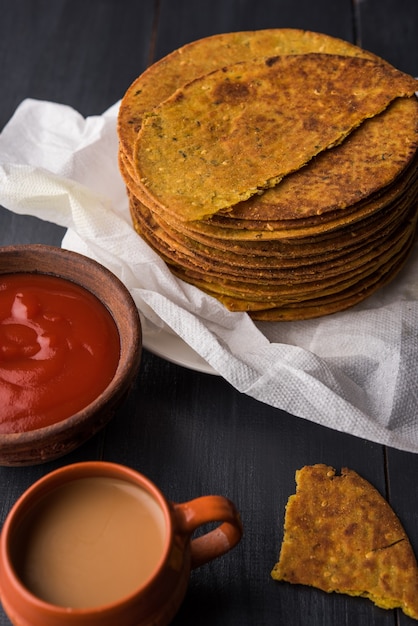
[118,28,380,161]
[134,54,417,220]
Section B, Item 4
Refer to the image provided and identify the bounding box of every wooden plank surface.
[0,1,417,624]
[356,0,418,74]
[357,3,418,623]
[154,0,356,59]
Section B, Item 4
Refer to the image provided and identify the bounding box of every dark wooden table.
[1,1,417,624]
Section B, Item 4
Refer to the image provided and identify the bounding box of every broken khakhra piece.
[271,464,418,620]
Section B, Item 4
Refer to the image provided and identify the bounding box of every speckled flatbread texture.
[118,28,379,161]
[271,464,418,619]
[134,54,417,221]
[220,96,418,222]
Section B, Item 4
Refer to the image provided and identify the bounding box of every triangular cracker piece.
[271,464,418,619]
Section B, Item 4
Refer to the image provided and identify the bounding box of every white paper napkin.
[1,98,418,452]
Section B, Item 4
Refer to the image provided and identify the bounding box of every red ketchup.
[0,274,120,433]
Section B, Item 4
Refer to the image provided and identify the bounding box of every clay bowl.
[0,244,142,466]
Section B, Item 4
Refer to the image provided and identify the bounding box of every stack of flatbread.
[117,29,418,321]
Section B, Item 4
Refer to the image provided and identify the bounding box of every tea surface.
[14,477,167,608]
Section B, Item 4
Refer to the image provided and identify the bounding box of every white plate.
[142,326,218,375]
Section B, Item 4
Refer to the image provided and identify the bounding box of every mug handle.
[172,496,243,568]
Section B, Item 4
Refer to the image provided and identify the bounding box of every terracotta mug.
[0,461,243,625]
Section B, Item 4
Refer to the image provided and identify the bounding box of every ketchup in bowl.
[0,273,120,433]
